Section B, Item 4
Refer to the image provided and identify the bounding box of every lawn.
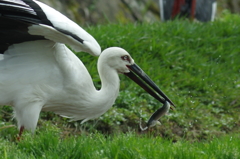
[0,126,239,159]
[0,11,240,158]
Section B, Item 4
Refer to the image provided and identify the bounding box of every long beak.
[124,63,175,107]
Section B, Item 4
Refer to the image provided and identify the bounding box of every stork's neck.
[98,65,120,101]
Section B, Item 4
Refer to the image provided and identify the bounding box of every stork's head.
[98,47,134,74]
[99,47,175,107]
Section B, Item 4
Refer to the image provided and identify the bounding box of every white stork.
[0,0,174,138]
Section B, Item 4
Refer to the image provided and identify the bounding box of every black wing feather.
[0,0,39,23]
[0,0,47,53]
[21,0,53,26]
[0,17,45,53]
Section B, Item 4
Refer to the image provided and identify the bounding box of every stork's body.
[0,0,174,135]
[0,40,124,132]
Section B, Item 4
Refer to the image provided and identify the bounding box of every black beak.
[125,63,175,108]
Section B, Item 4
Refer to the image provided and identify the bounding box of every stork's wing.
[0,0,101,55]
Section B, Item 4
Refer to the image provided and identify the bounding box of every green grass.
[80,12,240,139]
[0,125,240,159]
[0,12,240,157]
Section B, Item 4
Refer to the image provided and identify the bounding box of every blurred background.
[39,0,239,25]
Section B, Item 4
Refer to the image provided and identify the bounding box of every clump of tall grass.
[1,127,239,159]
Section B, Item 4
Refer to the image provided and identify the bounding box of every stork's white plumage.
[0,0,174,137]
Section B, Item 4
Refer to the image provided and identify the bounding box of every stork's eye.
[121,55,130,62]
